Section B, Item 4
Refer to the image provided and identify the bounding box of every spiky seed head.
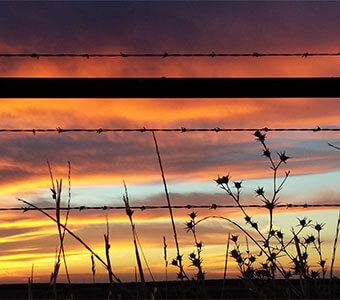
[234,181,242,189]
[278,151,291,164]
[230,249,239,259]
[231,235,238,243]
[215,175,230,185]
[314,223,325,232]
[255,187,264,196]
[262,149,271,157]
[189,211,197,220]
[276,231,284,239]
[254,130,266,142]
[249,255,256,263]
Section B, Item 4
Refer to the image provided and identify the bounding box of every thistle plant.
[214,131,291,279]
[185,212,204,280]
[186,131,339,298]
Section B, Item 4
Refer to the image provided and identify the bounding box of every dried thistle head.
[215,175,230,185]
[277,151,291,164]
[262,149,271,158]
[305,235,315,244]
[276,230,284,239]
[171,259,178,266]
[189,211,197,220]
[314,222,325,232]
[231,235,238,243]
[319,260,326,267]
[254,130,266,142]
[297,217,311,228]
[233,181,242,190]
[185,220,195,232]
[255,187,265,197]
[249,255,256,263]
[230,249,240,260]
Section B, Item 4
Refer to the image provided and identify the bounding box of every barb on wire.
[2,52,340,59]
[1,203,340,212]
[0,126,339,134]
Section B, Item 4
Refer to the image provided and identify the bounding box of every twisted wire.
[1,203,340,212]
[0,126,338,134]
[1,52,340,59]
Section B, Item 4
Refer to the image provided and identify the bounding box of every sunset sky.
[1,1,340,284]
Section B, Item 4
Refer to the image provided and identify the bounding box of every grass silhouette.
[7,131,340,299]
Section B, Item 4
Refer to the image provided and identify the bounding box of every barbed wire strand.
[1,52,340,59]
[1,203,340,212]
[0,126,339,134]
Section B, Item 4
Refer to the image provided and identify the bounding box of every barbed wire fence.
[2,52,340,59]
[1,51,340,211]
[2,203,340,212]
[0,126,339,134]
[0,126,338,212]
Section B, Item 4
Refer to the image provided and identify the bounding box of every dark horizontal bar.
[1,77,340,98]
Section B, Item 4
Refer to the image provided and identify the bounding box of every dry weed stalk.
[163,236,168,282]
[27,264,34,300]
[104,215,114,299]
[122,182,146,299]
[18,198,137,298]
[47,162,72,289]
[185,212,204,280]
[330,210,340,278]
[90,254,96,284]
[152,132,188,281]
[221,233,230,299]
[17,199,122,283]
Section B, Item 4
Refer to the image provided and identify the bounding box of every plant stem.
[330,210,340,278]
[152,132,188,281]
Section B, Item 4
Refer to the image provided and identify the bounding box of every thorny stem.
[276,226,305,258]
[220,181,279,278]
[260,137,291,279]
[313,231,326,279]
[221,184,267,241]
[217,133,293,282]
[191,225,201,261]
[189,221,204,280]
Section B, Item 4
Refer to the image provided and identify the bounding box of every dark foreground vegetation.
[5,131,340,300]
[1,279,340,300]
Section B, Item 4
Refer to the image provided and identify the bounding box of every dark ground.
[1,279,339,300]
